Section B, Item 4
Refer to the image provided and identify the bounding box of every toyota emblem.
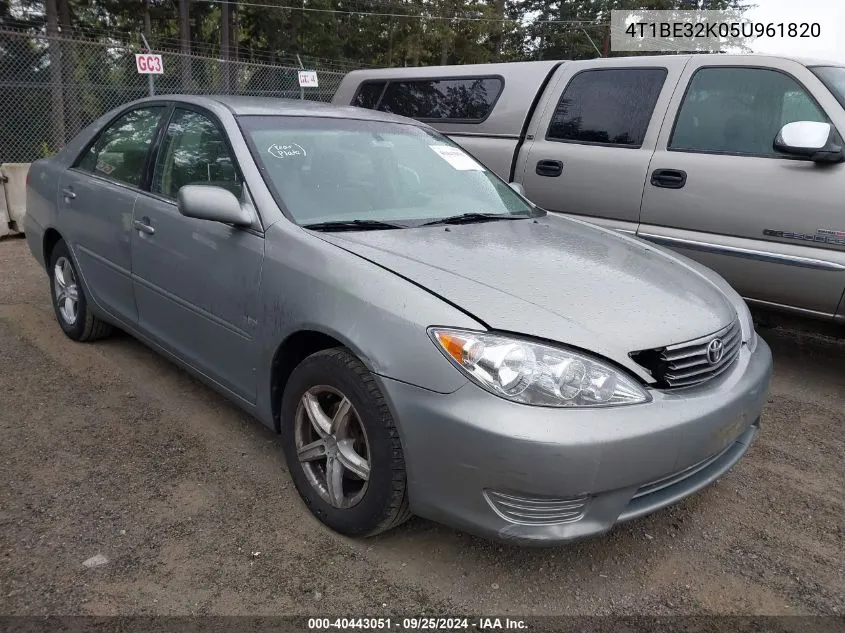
[706,338,724,364]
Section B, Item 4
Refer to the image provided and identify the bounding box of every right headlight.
[429,328,650,408]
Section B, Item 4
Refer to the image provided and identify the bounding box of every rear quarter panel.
[23,158,59,268]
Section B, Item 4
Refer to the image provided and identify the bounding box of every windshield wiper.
[417,210,543,227]
[302,219,407,232]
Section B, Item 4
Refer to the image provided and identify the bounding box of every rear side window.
[76,107,164,187]
[670,67,827,156]
[352,82,386,109]
[547,68,667,147]
[351,77,504,122]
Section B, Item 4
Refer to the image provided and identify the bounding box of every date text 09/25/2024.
[307,618,528,630]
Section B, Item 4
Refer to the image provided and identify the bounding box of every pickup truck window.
[351,77,504,122]
[670,67,826,157]
[353,82,386,109]
[546,68,667,148]
[810,66,845,110]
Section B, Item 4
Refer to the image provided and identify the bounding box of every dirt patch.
[0,238,843,616]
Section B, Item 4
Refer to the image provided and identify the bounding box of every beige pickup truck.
[333,54,845,324]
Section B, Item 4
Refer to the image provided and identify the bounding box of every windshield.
[811,66,845,110]
[239,115,532,226]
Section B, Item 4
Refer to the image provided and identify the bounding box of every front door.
[639,57,845,317]
[60,105,166,324]
[130,106,265,404]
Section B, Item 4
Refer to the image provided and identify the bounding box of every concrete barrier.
[0,175,9,238]
[0,162,30,236]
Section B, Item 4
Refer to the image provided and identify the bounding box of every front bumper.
[380,337,772,545]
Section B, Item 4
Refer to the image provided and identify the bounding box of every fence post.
[141,34,155,97]
[297,54,304,100]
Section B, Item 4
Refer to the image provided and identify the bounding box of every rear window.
[547,68,667,147]
[351,77,504,122]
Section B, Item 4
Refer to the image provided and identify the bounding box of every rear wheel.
[281,348,410,537]
[48,240,112,342]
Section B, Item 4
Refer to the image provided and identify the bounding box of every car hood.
[316,214,736,380]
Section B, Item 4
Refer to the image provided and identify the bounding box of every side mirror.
[774,121,845,163]
[177,185,253,226]
[508,182,526,196]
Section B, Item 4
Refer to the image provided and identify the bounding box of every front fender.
[254,223,480,422]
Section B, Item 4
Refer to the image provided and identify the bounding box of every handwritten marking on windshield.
[268,143,307,159]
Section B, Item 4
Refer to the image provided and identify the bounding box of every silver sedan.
[24,96,772,545]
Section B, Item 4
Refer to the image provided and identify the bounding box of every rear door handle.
[61,187,76,200]
[535,159,563,177]
[650,169,687,189]
[133,218,155,235]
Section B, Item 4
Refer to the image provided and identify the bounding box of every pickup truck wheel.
[48,240,113,342]
[281,348,410,537]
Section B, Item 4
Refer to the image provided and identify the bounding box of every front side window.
[76,107,164,187]
[151,108,242,200]
[670,67,827,156]
[810,66,845,111]
[239,116,531,226]
[547,68,667,147]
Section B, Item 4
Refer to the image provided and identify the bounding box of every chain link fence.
[0,28,348,164]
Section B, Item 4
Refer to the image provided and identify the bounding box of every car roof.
[134,94,429,126]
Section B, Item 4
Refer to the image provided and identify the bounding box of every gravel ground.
[0,235,843,617]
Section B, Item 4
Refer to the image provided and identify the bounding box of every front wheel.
[281,348,410,537]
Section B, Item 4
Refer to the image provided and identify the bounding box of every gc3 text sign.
[135,53,164,74]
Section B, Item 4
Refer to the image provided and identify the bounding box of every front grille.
[630,319,742,388]
[484,490,589,525]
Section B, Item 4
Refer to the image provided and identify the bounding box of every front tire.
[281,348,410,537]
[48,239,112,342]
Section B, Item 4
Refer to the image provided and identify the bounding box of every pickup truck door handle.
[133,218,155,235]
[535,159,563,177]
[650,169,687,189]
[61,187,76,200]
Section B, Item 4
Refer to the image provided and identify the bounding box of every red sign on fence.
[135,53,164,75]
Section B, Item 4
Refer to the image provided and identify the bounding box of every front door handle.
[535,159,564,177]
[133,218,155,235]
[61,187,76,200]
[650,169,687,189]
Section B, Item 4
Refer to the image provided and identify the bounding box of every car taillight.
[25,173,30,186]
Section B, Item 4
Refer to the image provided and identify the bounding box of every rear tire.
[281,348,410,537]
[48,239,113,342]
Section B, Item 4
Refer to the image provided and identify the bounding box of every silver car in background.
[24,96,772,544]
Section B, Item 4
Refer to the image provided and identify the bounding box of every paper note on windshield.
[429,145,484,171]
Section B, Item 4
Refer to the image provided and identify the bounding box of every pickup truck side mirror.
[774,121,845,164]
[177,185,253,227]
[508,182,526,196]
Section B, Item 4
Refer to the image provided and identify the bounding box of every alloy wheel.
[53,256,80,326]
[294,385,371,509]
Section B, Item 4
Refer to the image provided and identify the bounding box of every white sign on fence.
[298,70,319,88]
[135,53,164,75]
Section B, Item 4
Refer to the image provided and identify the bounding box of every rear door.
[638,57,845,317]
[130,105,265,404]
[516,57,687,233]
[59,105,166,325]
